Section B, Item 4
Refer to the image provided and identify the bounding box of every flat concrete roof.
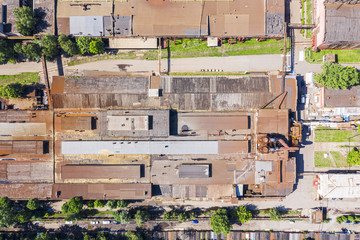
[0,123,47,137]
[107,116,149,131]
[61,141,219,155]
[70,16,104,36]
[318,174,360,199]
[178,164,210,178]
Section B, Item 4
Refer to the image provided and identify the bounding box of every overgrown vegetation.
[337,215,360,223]
[314,62,359,89]
[347,148,360,166]
[13,7,37,36]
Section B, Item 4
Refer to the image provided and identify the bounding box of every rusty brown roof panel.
[61,165,142,179]
[0,184,52,199]
[257,109,289,136]
[51,76,66,94]
[218,140,249,154]
[178,113,249,131]
[52,183,151,200]
[61,116,93,130]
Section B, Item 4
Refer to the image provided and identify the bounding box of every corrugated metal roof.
[178,164,210,178]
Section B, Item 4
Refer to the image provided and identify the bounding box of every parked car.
[65,221,73,225]
[90,221,99,224]
[113,221,120,224]
[102,221,111,224]
[191,220,199,224]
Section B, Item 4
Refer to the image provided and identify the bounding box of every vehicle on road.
[90,221,99,224]
[191,220,199,224]
[102,221,111,224]
[65,221,73,225]
[113,221,120,224]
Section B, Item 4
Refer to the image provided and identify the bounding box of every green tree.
[0,83,24,98]
[35,232,53,240]
[93,200,105,208]
[96,231,106,240]
[14,42,41,61]
[117,199,128,208]
[209,209,232,235]
[162,211,171,221]
[89,38,105,54]
[0,197,16,228]
[76,36,92,55]
[0,39,14,63]
[112,210,131,224]
[62,197,83,214]
[58,34,79,56]
[134,210,150,227]
[27,199,41,210]
[40,35,59,59]
[269,208,282,221]
[107,200,117,210]
[178,212,188,222]
[82,232,95,240]
[125,231,143,240]
[235,206,252,224]
[86,200,94,209]
[314,62,359,89]
[347,148,360,165]
[13,7,37,36]
[16,210,31,224]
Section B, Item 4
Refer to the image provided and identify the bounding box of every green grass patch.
[94,211,114,216]
[306,48,360,63]
[330,151,348,167]
[142,38,285,60]
[0,72,39,86]
[67,52,137,66]
[314,151,333,167]
[315,129,360,142]
[306,0,313,38]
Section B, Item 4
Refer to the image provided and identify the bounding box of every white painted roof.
[61,141,219,155]
[70,16,104,37]
[318,174,360,199]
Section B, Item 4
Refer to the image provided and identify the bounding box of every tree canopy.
[112,210,131,224]
[347,148,360,166]
[235,206,252,224]
[134,210,150,227]
[58,34,79,56]
[93,200,105,208]
[27,199,41,211]
[89,38,105,54]
[76,36,92,55]
[125,231,143,240]
[209,209,232,235]
[61,197,83,214]
[0,197,16,228]
[13,7,37,36]
[40,35,59,59]
[314,62,359,90]
[0,39,14,63]
[14,42,41,61]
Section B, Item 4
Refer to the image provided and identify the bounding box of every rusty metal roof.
[61,165,142,179]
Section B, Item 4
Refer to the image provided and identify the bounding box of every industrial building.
[57,0,285,38]
[316,174,360,199]
[0,73,298,201]
[313,0,360,49]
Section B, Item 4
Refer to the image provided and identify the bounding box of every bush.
[134,210,150,227]
[347,148,360,166]
[13,7,37,36]
[58,34,79,56]
[210,209,232,235]
[86,200,94,209]
[107,200,117,210]
[178,212,188,222]
[112,210,131,224]
[40,35,59,59]
[0,83,24,98]
[125,231,143,240]
[314,62,359,89]
[162,211,171,221]
[89,38,105,54]
[337,215,348,223]
[269,208,282,221]
[235,206,252,224]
